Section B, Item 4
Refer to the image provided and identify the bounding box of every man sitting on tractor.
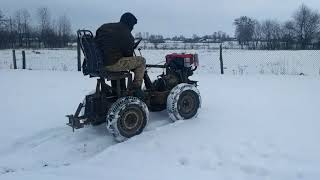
[95,12,145,90]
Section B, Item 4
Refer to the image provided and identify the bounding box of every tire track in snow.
[0,111,172,175]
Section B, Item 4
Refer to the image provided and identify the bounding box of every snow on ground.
[0,69,319,180]
[1,49,320,76]
[0,49,78,71]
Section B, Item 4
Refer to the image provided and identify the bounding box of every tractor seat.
[77,30,132,81]
[100,71,132,81]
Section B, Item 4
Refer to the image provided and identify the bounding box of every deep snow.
[0,69,319,180]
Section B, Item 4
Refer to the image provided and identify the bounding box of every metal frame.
[67,30,198,131]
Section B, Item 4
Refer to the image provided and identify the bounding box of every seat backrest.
[77,30,104,76]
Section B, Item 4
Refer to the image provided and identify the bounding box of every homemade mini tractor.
[67,30,202,142]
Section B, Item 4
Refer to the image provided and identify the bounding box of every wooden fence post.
[219,44,224,74]
[22,50,26,69]
[12,49,17,69]
[77,37,81,71]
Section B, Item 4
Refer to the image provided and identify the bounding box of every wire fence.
[219,49,320,76]
[0,47,319,76]
[0,49,78,71]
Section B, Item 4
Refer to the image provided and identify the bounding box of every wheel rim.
[118,105,145,137]
[123,111,139,130]
[177,90,199,119]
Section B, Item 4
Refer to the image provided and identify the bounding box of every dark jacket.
[95,22,134,66]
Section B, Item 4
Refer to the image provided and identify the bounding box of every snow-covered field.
[0,68,319,180]
[0,49,319,76]
[0,48,319,179]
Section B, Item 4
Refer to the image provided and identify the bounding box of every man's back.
[95,12,145,90]
[95,22,134,66]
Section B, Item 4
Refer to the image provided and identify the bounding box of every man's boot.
[129,80,144,99]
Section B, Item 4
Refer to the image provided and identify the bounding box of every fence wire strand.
[0,46,319,76]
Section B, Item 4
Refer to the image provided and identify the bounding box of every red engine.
[165,53,199,68]
[149,53,199,92]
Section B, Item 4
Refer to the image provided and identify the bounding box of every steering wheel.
[134,38,142,49]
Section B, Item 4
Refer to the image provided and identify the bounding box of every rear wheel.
[107,96,149,142]
[167,83,201,121]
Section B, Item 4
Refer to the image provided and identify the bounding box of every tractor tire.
[107,96,149,142]
[167,83,201,121]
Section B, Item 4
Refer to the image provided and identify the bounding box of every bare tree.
[261,20,282,49]
[149,34,164,49]
[37,7,50,31]
[57,15,72,47]
[0,10,5,28]
[192,34,200,42]
[253,20,263,49]
[0,11,15,49]
[281,21,296,49]
[0,8,74,49]
[21,9,31,47]
[293,4,320,49]
[0,10,9,48]
[13,10,23,47]
[13,9,31,47]
[317,32,320,48]
[317,33,320,48]
[37,7,51,47]
[234,16,256,48]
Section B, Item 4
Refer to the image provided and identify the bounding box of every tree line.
[136,4,320,50]
[234,4,320,50]
[1,4,319,50]
[0,7,72,49]
[135,31,233,43]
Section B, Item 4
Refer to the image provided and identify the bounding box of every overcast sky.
[1,0,319,37]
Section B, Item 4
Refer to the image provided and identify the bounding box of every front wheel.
[167,83,201,121]
[107,96,149,142]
